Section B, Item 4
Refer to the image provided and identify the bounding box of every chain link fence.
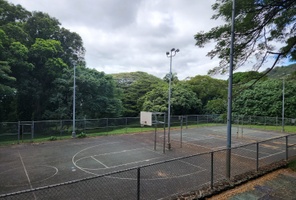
[0,133,295,199]
[1,115,295,144]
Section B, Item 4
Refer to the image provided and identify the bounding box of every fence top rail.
[2,114,296,124]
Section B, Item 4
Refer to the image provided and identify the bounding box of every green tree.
[233,79,296,118]
[113,72,163,116]
[0,61,15,94]
[163,73,179,84]
[44,67,122,119]
[195,0,296,75]
[141,82,202,115]
[0,0,86,121]
[24,12,60,43]
[186,75,227,113]
[0,61,17,121]
[0,0,30,26]
[205,98,227,114]
[233,71,265,85]
[76,67,122,118]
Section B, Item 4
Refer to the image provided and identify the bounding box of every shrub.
[77,132,87,138]
[49,136,57,141]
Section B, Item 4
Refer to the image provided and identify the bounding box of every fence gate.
[20,121,34,142]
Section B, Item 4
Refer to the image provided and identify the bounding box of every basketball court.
[0,119,293,199]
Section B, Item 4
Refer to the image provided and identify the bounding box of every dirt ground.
[207,168,296,200]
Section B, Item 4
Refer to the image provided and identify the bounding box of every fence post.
[17,121,20,144]
[211,151,214,189]
[154,124,157,151]
[286,136,288,160]
[125,117,128,134]
[137,167,141,200]
[256,142,259,171]
[186,115,188,129]
[21,124,24,142]
[60,120,63,137]
[32,121,35,141]
[106,118,109,132]
[180,117,183,148]
[241,117,244,137]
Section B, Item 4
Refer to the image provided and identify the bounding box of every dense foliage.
[0,0,121,121]
[195,0,296,75]
[112,71,163,117]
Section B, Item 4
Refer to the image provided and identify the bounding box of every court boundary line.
[231,147,285,160]
[73,145,164,171]
[78,156,162,171]
[18,151,37,200]
[91,156,108,168]
[108,163,208,181]
[0,165,58,187]
[73,144,209,181]
[260,150,286,160]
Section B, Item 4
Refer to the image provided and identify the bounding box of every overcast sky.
[7,0,272,80]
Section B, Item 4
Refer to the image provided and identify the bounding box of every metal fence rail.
[0,134,295,200]
[1,115,295,144]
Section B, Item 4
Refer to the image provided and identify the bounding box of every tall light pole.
[166,48,179,150]
[226,0,236,179]
[72,63,76,138]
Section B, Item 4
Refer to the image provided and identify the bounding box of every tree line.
[1,0,296,122]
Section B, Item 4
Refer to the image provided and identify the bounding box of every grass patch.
[0,123,295,146]
[288,160,296,171]
[77,132,87,138]
[48,136,57,141]
[241,124,296,133]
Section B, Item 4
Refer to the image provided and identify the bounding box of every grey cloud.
[8,0,228,80]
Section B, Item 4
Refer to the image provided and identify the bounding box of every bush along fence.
[0,134,295,199]
[0,114,295,144]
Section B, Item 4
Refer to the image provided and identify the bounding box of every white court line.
[181,135,215,142]
[260,150,286,160]
[109,168,208,181]
[18,151,37,200]
[178,160,205,171]
[75,147,147,164]
[232,147,285,160]
[171,139,212,149]
[75,146,163,171]
[94,147,145,156]
[91,156,108,168]
[239,147,270,155]
[106,157,162,169]
[77,156,162,171]
[168,133,215,141]
[231,152,256,160]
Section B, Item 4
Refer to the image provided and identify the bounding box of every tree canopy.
[112,72,163,116]
[195,0,296,75]
[0,0,121,121]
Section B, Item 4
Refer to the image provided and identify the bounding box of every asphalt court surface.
[0,125,294,196]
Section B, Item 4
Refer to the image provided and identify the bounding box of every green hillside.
[264,63,296,79]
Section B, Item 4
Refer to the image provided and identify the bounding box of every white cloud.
[8,0,231,80]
